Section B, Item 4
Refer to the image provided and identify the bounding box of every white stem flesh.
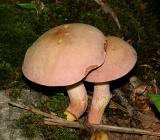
[66,82,88,119]
[88,83,112,124]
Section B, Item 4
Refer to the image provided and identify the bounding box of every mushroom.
[85,36,137,124]
[22,23,106,121]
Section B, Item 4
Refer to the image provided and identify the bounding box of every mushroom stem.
[88,83,111,124]
[65,82,88,121]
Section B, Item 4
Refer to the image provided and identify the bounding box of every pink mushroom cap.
[85,36,137,83]
[22,23,106,86]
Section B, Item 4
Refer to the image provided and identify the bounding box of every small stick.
[113,89,134,116]
[8,102,57,119]
[94,0,121,29]
[109,100,128,113]
[9,101,160,137]
[44,118,160,137]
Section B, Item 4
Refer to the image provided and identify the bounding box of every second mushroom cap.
[85,36,137,82]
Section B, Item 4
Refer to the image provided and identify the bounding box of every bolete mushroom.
[85,36,137,124]
[22,23,106,121]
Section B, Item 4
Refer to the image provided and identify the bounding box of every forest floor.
[0,0,160,140]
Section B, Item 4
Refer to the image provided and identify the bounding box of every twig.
[9,101,160,137]
[113,89,134,116]
[8,102,57,119]
[94,0,121,29]
[44,118,160,137]
[109,100,128,113]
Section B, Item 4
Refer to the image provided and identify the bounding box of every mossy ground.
[0,0,160,139]
[16,93,81,140]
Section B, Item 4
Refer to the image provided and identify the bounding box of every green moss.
[16,113,43,138]
[0,5,38,68]
[17,116,80,140]
[0,5,37,88]
[9,88,24,101]
[0,61,23,89]
[41,127,80,140]
[16,93,80,140]
[38,93,68,116]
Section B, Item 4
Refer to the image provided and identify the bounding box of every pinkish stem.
[88,83,111,124]
[65,82,88,121]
